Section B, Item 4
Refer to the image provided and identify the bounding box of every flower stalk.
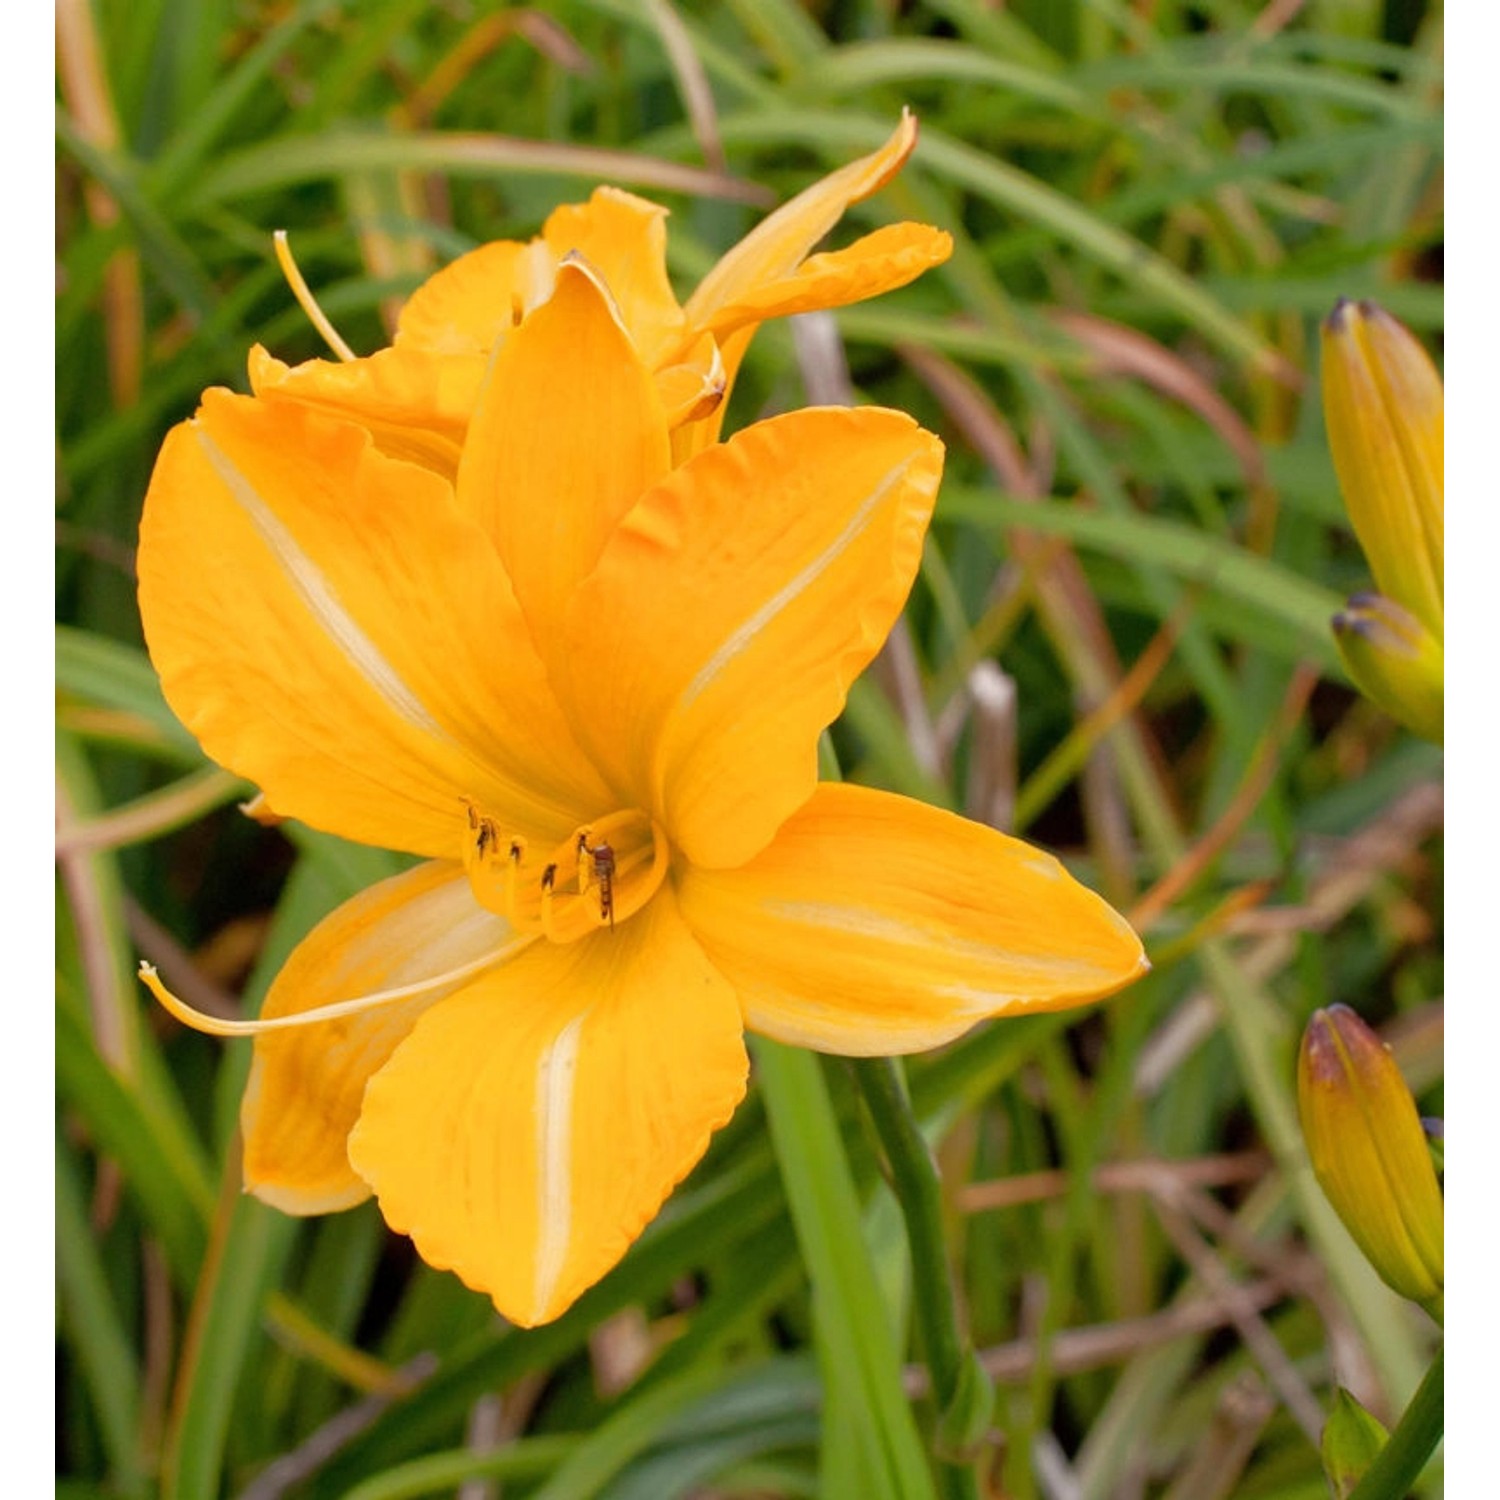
[852,1055,991,1497]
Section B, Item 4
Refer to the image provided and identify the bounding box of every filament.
[505,840,525,928]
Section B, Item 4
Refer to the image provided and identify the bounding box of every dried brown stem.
[1149,1192,1325,1442]
[1129,662,1319,933]
[904,1275,1291,1393]
[959,1151,1272,1214]
[234,1354,440,1500]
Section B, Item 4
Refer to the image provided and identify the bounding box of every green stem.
[1347,1348,1443,1500]
[852,1055,985,1500]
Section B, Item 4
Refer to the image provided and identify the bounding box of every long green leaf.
[56,999,212,1286]
[161,1189,298,1500]
[186,131,774,211]
[145,0,343,192]
[55,109,226,333]
[754,1039,939,1500]
[56,627,201,765]
[56,1134,149,1498]
[527,1366,743,1500]
[701,110,1279,371]
[336,1438,577,1500]
[937,485,1345,668]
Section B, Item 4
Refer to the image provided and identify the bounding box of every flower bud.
[1297,1005,1442,1315]
[1321,299,1443,641]
[1332,592,1444,743]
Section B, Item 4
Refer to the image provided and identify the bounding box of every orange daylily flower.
[250,111,951,471]
[137,260,1144,1327]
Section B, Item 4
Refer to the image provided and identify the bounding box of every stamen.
[139,936,534,1038]
[505,839,525,928]
[273,230,358,363]
[463,806,668,941]
[539,864,559,943]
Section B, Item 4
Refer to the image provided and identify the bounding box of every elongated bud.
[1297,1005,1443,1316]
[1320,299,1443,640]
[1332,591,1444,743]
[1326,298,1440,639]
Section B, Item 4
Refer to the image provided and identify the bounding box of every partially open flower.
[1320,299,1443,741]
[252,111,951,473]
[1297,1005,1442,1317]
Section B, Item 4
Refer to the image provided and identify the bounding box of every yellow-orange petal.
[653,330,726,430]
[671,113,933,460]
[243,861,517,1213]
[455,257,672,650]
[672,223,950,462]
[541,187,688,370]
[697,223,953,343]
[347,885,748,1327]
[678,783,1147,1053]
[394,237,558,354]
[684,111,921,337]
[249,343,479,479]
[557,408,943,870]
[1320,299,1443,636]
[138,389,610,858]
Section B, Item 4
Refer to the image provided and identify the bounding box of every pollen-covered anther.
[464,807,668,943]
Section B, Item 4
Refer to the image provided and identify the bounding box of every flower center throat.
[464,806,668,943]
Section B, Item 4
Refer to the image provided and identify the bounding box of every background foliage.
[56,1,1442,1495]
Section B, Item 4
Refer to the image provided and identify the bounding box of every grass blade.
[754,1038,940,1500]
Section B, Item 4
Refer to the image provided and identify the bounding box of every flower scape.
[137,119,1147,1328]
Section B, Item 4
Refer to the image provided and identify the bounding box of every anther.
[539,863,559,943]
[575,831,594,897]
